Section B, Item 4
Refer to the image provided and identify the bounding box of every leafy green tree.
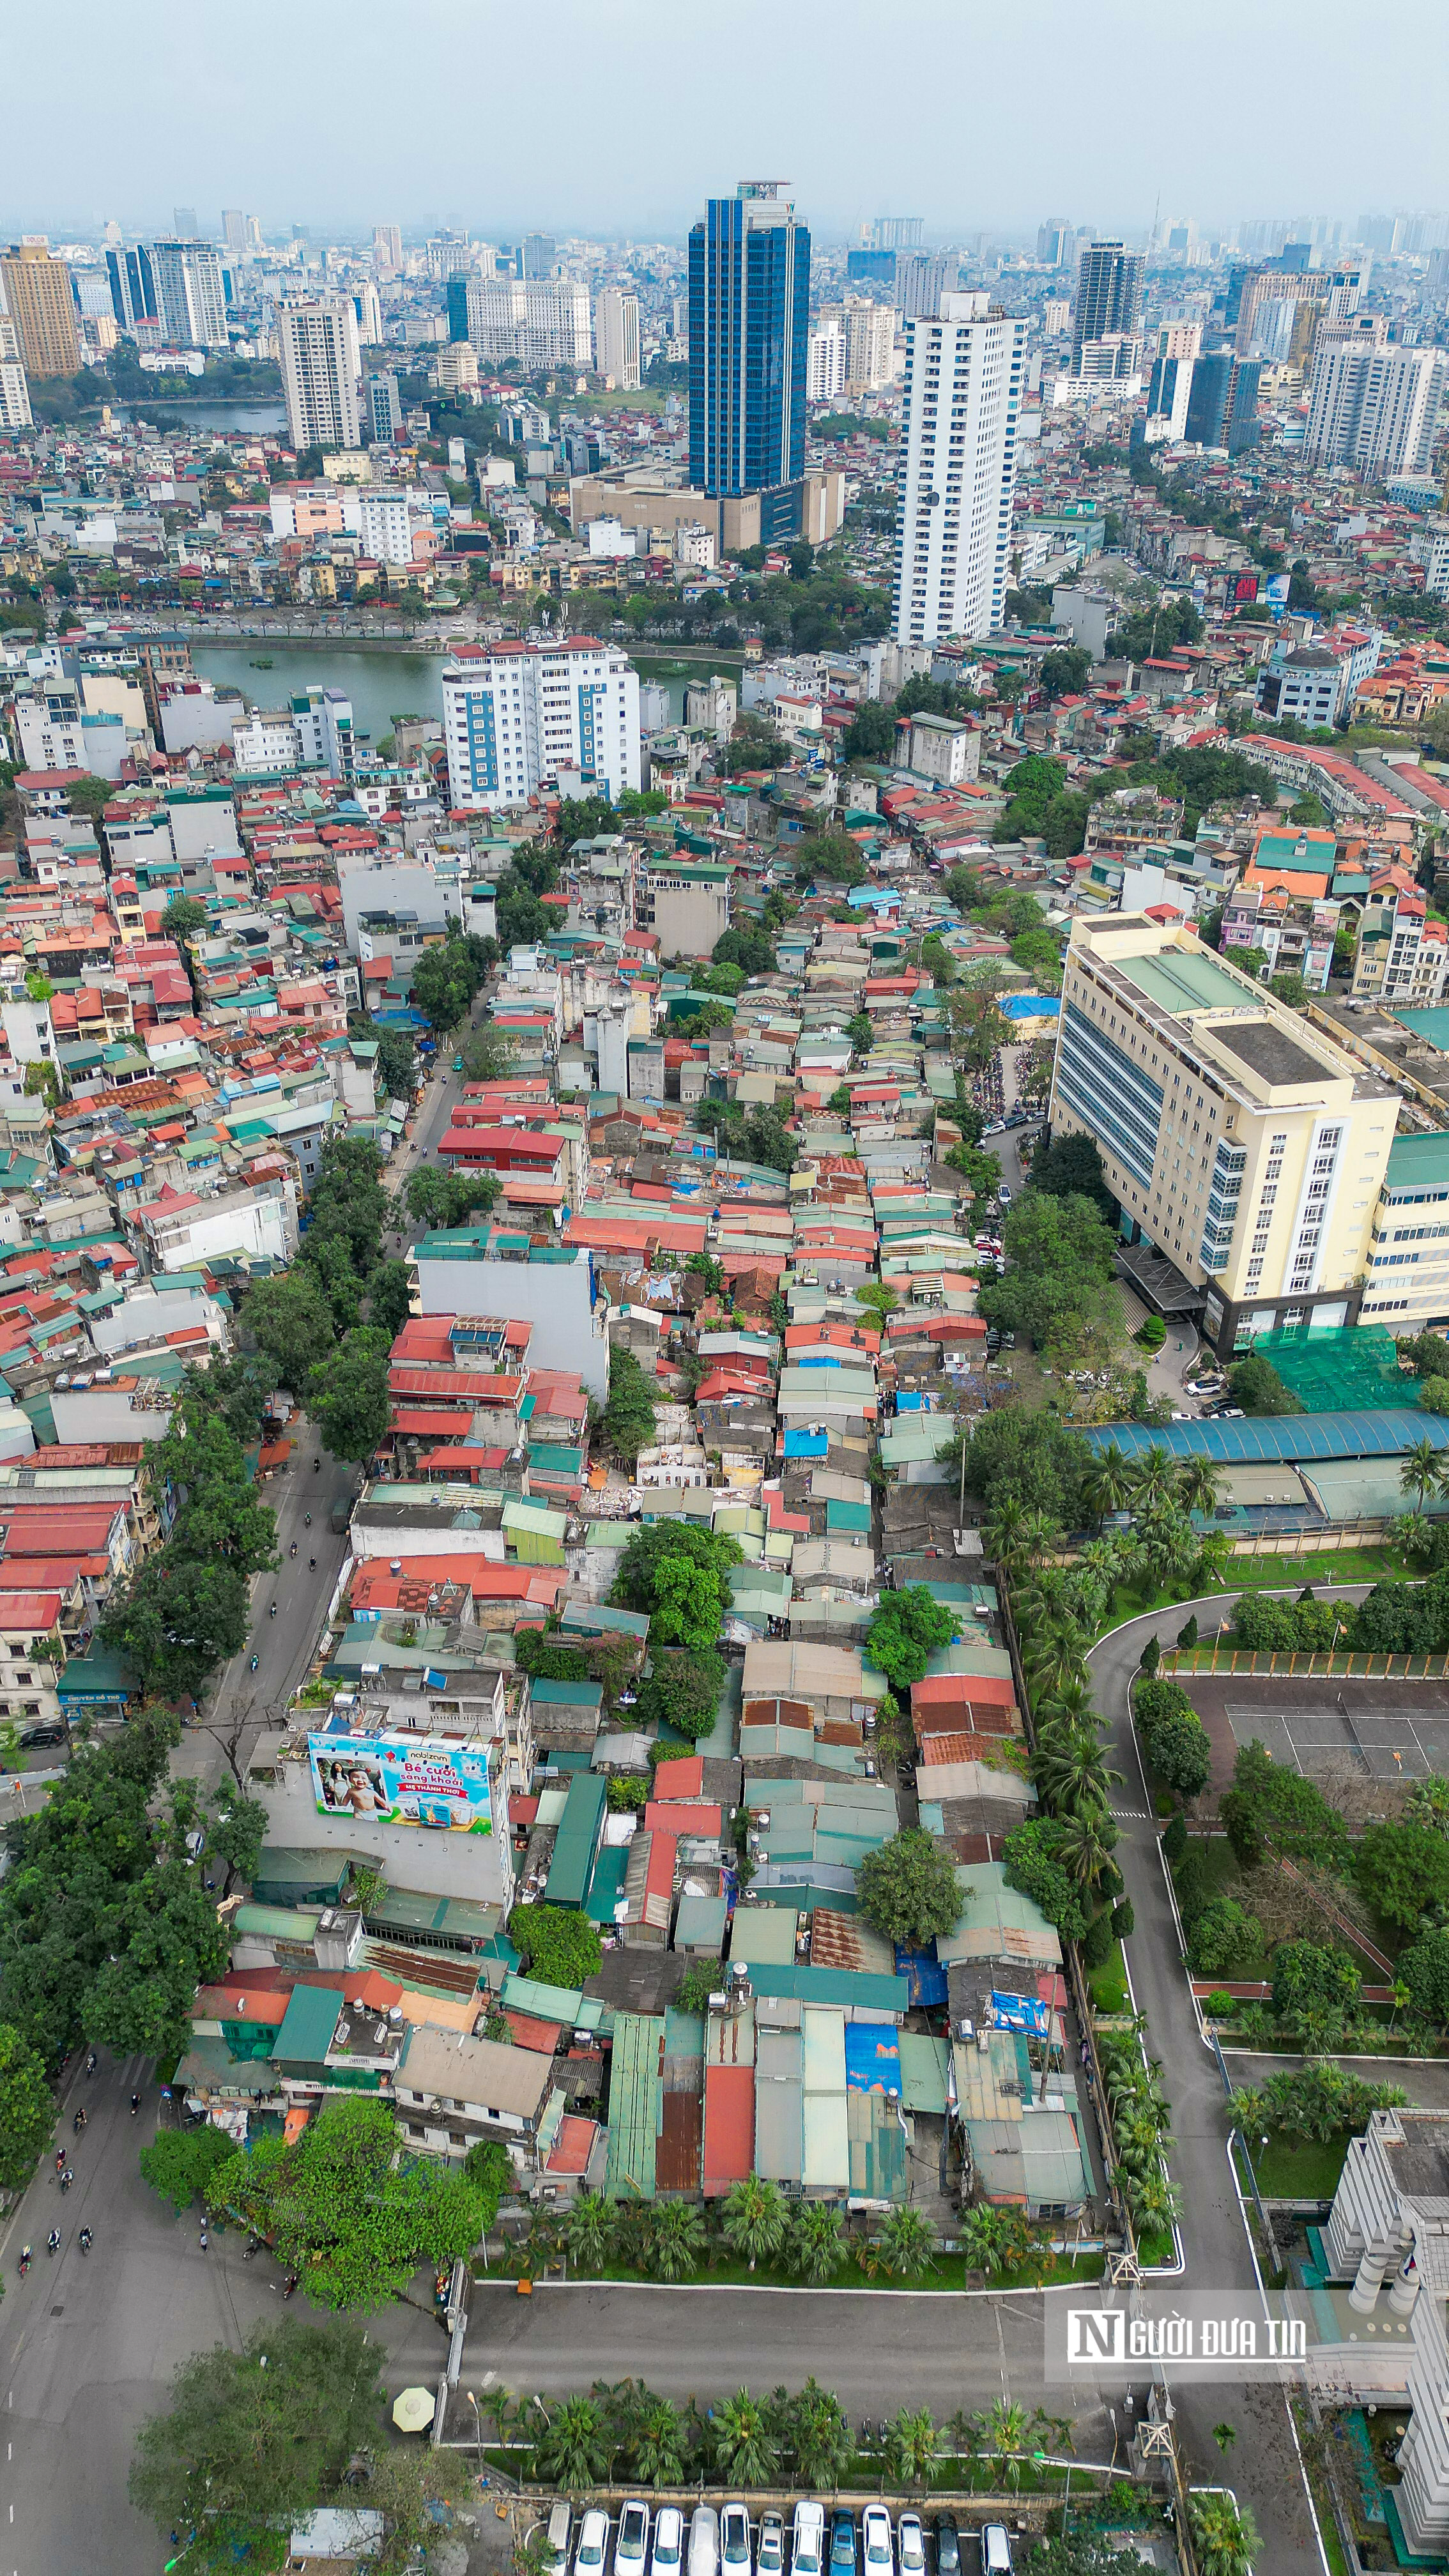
[242,1266,335,1392]
[368,1257,415,1341]
[530,2392,612,2491]
[721,2174,787,2269]
[0,2020,53,2190]
[979,1188,1121,1368]
[507,1904,602,1989]
[632,2393,689,2485]
[139,2124,242,2214]
[673,1958,723,2016]
[1187,1897,1263,1979]
[864,1585,954,1689]
[1221,1740,1349,1871]
[712,2388,778,2486]
[159,892,208,947]
[1029,1131,1116,1221]
[885,2405,939,2485]
[1399,1926,1449,2029]
[875,2206,937,2278]
[307,1325,392,1463]
[1188,2494,1261,2576]
[208,2096,482,2309]
[564,2189,614,2273]
[711,926,776,977]
[636,1647,724,1742]
[101,1552,250,1704]
[788,2201,846,2285]
[794,830,867,889]
[1270,1940,1361,2039]
[602,1346,657,1466]
[129,2317,385,2572]
[374,1026,417,1100]
[1038,646,1092,701]
[613,1522,742,1645]
[1354,1819,1449,1931]
[648,2200,707,2281]
[461,1022,519,1082]
[841,698,899,762]
[1002,1819,1091,1942]
[856,1828,962,1947]
[411,935,484,1032]
[1227,1353,1303,1416]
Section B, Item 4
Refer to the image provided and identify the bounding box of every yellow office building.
[1049,916,1401,1358]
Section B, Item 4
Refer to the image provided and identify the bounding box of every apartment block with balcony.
[1352,870,1449,1006]
[1049,916,1400,1357]
[1360,1128,1449,1331]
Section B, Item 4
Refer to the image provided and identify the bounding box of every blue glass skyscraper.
[688,182,809,499]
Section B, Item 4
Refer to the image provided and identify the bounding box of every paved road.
[1090,1590,1351,2576]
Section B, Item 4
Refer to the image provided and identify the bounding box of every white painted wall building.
[893,293,1026,645]
[442,640,640,814]
[276,298,362,452]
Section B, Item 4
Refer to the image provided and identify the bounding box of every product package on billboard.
[308,1732,492,1832]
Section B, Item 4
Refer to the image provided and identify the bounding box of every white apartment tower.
[0,316,30,431]
[594,287,640,390]
[807,312,847,404]
[150,240,229,349]
[1305,339,1445,479]
[277,297,362,452]
[443,641,641,815]
[892,292,1026,647]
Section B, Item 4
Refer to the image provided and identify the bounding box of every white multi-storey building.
[593,287,640,390]
[454,279,592,370]
[892,292,1025,646]
[353,489,414,567]
[807,312,847,403]
[443,641,641,814]
[150,240,229,349]
[1305,339,1445,479]
[0,310,30,431]
[276,298,362,452]
[231,689,355,781]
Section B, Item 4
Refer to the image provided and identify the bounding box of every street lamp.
[466,2389,483,2474]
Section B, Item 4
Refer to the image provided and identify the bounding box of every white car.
[997,1184,1012,1204]
[862,2508,893,2576]
[577,2515,610,2576]
[981,2530,1013,2576]
[617,2504,650,2576]
[688,2509,720,2576]
[721,2505,752,2576]
[792,2503,825,2576]
[544,2505,572,2576]
[897,2518,924,2576]
[652,2511,684,2576]
[757,2515,783,2576]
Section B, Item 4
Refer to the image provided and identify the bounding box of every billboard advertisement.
[1229,571,1260,604]
[1264,572,1292,617]
[308,1732,492,1834]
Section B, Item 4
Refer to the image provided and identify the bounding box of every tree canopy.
[613,1521,742,1650]
[307,1326,393,1464]
[206,2096,484,2309]
[864,1586,954,1689]
[856,1829,963,1948]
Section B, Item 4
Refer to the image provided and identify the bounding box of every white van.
[981,2530,1013,2576]
[688,2506,720,2576]
[544,2505,572,2576]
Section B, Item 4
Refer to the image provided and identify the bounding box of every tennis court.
[1179,1673,1449,1799]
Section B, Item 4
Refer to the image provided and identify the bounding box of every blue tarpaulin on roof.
[783,1428,829,1459]
[992,1989,1050,2036]
[894,1944,948,2007]
[845,2025,902,2094]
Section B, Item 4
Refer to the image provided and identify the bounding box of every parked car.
[578,2515,610,2576]
[861,2510,892,2576]
[757,2513,783,2576]
[721,2506,751,2576]
[931,2517,960,2576]
[997,1183,1012,1204]
[16,1722,65,1749]
[793,2503,826,2576]
[617,2504,651,2576]
[544,2503,572,2576]
[898,2518,925,2576]
[689,2510,720,2576]
[829,2512,857,2576]
[652,2511,684,2576]
[982,2530,1013,2575]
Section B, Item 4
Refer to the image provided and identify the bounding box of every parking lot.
[539,2505,992,2576]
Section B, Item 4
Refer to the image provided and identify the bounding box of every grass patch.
[1136,2226,1175,2267]
[487,2247,1107,2295]
[1087,1938,1128,2015]
[1094,1545,1412,1644]
[1250,2131,1351,2198]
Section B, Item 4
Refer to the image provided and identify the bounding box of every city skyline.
[4,0,1446,240]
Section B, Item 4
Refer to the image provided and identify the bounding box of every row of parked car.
[549,2502,1012,2576]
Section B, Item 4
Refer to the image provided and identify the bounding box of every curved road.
[1088,1585,1377,2576]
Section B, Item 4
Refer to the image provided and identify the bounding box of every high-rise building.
[447,277,592,369]
[222,211,247,253]
[442,640,641,813]
[1183,349,1262,453]
[688,181,809,499]
[367,373,402,445]
[372,225,403,275]
[593,286,640,389]
[892,291,1025,647]
[150,240,229,348]
[1071,240,1144,367]
[0,316,31,430]
[871,216,923,252]
[1050,913,1402,1356]
[0,242,79,378]
[276,298,362,451]
[521,233,556,280]
[807,311,847,404]
[895,251,959,319]
[1232,262,1361,358]
[173,208,199,240]
[1037,219,1073,268]
[105,245,158,336]
[810,298,896,398]
[1144,325,1202,441]
[352,280,383,347]
[1305,339,1445,479]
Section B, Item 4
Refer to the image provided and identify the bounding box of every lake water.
[112,402,288,434]
[188,643,726,733]
[189,645,447,742]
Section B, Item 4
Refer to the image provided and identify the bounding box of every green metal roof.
[604,2011,663,2202]
[545,1769,607,1908]
[1383,1122,1449,1192]
[1124,946,1260,1016]
[273,1982,342,2064]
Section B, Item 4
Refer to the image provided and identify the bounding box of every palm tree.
[1034,1726,1123,1819]
[788,2200,846,2285]
[1123,2166,1183,2235]
[484,2384,516,2451]
[1178,1455,1225,1518]
[721,2174,786,2270]
[1018,1508,1062,1569]
[1087,1441,1135,1529]
[886,2407,939,2486]
[1053,1803,1119,1890]
[634,2395,688,2488]
[981,2398,1029,2491]
[876,2205,937,2278]
[712,2388,779,2487]
[1401,1435,1442,1509]
[782,2379,853,2489]
[648,2201,707,2283]
[532,2393,611,2492]
[1036,1674,1095,1730]
[1392,1510,1432,1561]
[962,2204,1009,2274]
[1189,2494,1261,2576]
[1023,1625,1089,1702]
[1131,1445,1177,1510]
[983,1499,1028,1570]
[1192,1531,1233,1591]
[565,2189,613,2275]
[1075,1537,1123,1618]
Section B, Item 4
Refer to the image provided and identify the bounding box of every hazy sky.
[6,0,1446,243]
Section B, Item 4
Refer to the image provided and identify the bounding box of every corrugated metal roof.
[1084,1411,1449,1463]
[755,2071,804,2183]
[604,2012,663,2203]
[656,2089,702,2194]
[702,2062,755,2194]
[899,2031,951,2115]
[802,2087,850,2191]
